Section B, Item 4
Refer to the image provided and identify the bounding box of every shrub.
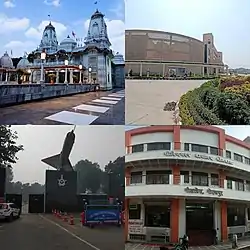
[179,92,195,125]
[224,82,250,98]
[189,89,224,125]
[179,88,224,125]
[216,91,250,124]
[220,76,245,89]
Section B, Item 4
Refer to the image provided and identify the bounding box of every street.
[0,89,125,125]
[125,80,206,125]
[0,214,124,250]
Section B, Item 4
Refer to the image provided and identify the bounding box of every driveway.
[125,80,206,125]
[0,214,123,250]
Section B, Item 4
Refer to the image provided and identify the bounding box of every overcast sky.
[12,125,124,184]
[125,0,250,68]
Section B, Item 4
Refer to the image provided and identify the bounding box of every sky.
[0,0,124,58]
[11,125,125,184]
[125,0,250,69]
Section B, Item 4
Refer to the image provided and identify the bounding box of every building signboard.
[163,151,233,165]
[184,187,223,197]
[128,220,144,234]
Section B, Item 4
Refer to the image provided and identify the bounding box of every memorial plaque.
[45,170,77,213]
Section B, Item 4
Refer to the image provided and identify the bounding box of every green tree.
[104,156,125,199]
[0,126,23,188]
[0,125,23,166]
[74,159,103,193]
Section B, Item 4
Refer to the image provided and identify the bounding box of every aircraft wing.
[41,154,61,170]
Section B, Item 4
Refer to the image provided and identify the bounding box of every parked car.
[0,203,21,222]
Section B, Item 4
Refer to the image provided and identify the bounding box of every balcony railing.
[28,61,81,67]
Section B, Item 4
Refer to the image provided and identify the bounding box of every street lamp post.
[40,51,46,84]
[79,65,82,83]
[88,67,92,84]
[64,59,68,83]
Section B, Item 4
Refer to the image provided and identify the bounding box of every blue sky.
[0,0,124,58]
[125,0,250,68]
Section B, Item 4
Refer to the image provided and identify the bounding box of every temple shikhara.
[0,9,125,90]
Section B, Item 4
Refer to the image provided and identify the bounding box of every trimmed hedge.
[179,77,250,125]
[179,88,224,125]
[179,92,195,125]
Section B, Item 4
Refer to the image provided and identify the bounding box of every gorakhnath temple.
[0,9,125,90]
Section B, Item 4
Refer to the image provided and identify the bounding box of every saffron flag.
[72,31,76,37]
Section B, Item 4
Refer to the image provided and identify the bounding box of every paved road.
[0,214,124,250]
[125,80,206,125]
[0,89,124,125]
[45,214,124,250]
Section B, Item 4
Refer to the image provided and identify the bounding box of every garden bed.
[179,76,250,125]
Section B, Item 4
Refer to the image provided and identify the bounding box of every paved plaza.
[0,89,124,125]
[125,80,206,125]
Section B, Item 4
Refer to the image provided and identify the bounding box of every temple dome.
[60,35,77,46]
[112,52,125,65]
[17,54,29,69]
[0,52,14,68]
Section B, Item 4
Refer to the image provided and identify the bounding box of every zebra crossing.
[44,90,125,125]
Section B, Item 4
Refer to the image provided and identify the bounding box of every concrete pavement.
[43,214,124,250]
[125,80,206,125]
[0,89,124,125]
[0,214,123,250]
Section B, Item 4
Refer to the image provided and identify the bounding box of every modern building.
[125,30,228,77]
[0,9,125,90]
[125,126,250,246]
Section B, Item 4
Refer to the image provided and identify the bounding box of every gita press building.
[125,126,250,246]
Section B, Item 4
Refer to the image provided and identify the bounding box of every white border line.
[39,215,100,250]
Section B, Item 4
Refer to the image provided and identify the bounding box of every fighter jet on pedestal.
[42,126,76,171]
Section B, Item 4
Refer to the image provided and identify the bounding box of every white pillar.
[214,201,221,241]
[178,199,186,239]
[5,72,8,82]
[56,70,59,83]
[29,72,32,83]
[70,69,73,83]
[141,201,145,222]
[142,170,146,185]
[64,68,68,83]
[79,71,82,83]
[140,63,142,77]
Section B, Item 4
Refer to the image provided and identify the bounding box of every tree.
[0,126,23,166]
[104,156,125,199]
[74,159,103,193]
[0,126,23,183]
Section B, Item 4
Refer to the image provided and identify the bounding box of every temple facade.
[0,9,125,90]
